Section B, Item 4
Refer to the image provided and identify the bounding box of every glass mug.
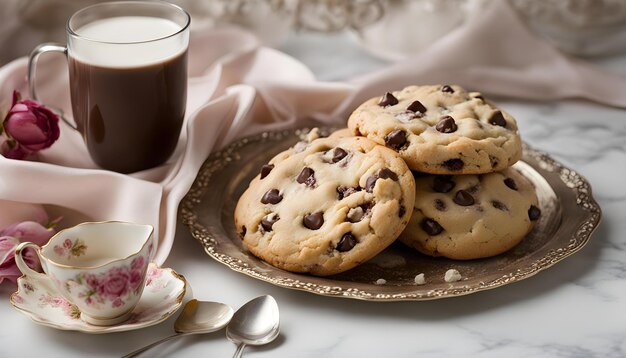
[28,1,190,173]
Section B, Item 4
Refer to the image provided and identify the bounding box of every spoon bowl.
[226,295,280,358]
[175,299,234,333]
[123,299,234,358]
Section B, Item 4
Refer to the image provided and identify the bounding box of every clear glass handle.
[27,43,77,130]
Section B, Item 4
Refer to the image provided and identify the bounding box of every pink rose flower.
[0,201,48,229]
[0,236,41,284]
[1,90,60,158]
[53,245,64,256]
[84,274,99,291]
[0,221,55,246]
[112,297,124,308]
[131,256,145,271]
[63,239,72,249]
[0,218,56,285]
[97,267,130,300]
[0,140,29,160]
[129,269,144,291]
[0,236,20,284]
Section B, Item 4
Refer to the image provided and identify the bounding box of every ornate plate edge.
[180,129,602,301]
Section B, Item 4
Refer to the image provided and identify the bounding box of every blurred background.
[2,0,626,74]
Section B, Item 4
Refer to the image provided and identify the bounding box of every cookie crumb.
[444,269,462,282]
[414,273,426,285]
[375,278,387,285]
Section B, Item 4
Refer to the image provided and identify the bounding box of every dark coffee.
[68,50,187,173]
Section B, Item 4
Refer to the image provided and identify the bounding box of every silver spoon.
[122,299,234,358]
[226,295,280,358]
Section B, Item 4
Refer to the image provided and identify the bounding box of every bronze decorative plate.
[181,128,601,301]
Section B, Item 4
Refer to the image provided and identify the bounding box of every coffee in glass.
[29,1,190,173]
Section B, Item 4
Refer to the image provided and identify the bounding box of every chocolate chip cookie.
[399,167,540,260]
[347,85,523,174]
[234,136,416,276]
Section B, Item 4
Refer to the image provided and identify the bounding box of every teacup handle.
[27,43,78,131]
[15,242,47,278]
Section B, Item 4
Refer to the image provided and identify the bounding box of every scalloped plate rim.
[181,128,602,301]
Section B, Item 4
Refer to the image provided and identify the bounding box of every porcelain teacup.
[15,221,154,326]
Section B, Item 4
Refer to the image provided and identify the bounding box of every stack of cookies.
[235,84,541,276]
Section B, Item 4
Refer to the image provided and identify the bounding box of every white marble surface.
[1,32,626,358]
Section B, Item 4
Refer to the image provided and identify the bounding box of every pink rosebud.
[0,140,28,159]
[2,90,60,154]
[0,221,55,246]
[63,239,72,249]
[53,245,64,256]
[112,297,124,308]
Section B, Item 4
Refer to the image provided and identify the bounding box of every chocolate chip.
[365,175,379,193]
[473,94,484,101]
[385,130,407,150]
[489,111,507,127]
[367,168,400,193]
[337,186,359,200]
[296,167,316,187]
[261,189,282,204]
[504,178,518,190]
[303,212,324,230]
[378,168,398,181]
[435,115,458,133]
[260,164,274,179]
[378,92,399,107]
[434,199,447,211]
[466,184,479,194]
[399,205,406,218]
[443,159,464,171]
[332,147,348,163]
[432,176,455,193]
[336,233,357,252]
[239,226,247,239]
[421,219,443,236]
[453,190,475,206]
[411,170,426,178]
[528,205,541,221]
[441,85,454,93]
[407,100,427,114]
[491,200,508,211]
[261,214,279,231]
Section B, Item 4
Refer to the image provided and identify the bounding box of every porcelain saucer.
[9,263,187,334]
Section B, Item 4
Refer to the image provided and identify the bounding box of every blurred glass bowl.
[352,0,468,61]
[511,0,626,57]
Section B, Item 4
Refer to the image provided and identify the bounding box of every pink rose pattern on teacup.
[65,256,148,309]
[53,238,87,260]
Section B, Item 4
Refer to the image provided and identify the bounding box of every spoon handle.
[232,343,247,358]
[122,332,192,358]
